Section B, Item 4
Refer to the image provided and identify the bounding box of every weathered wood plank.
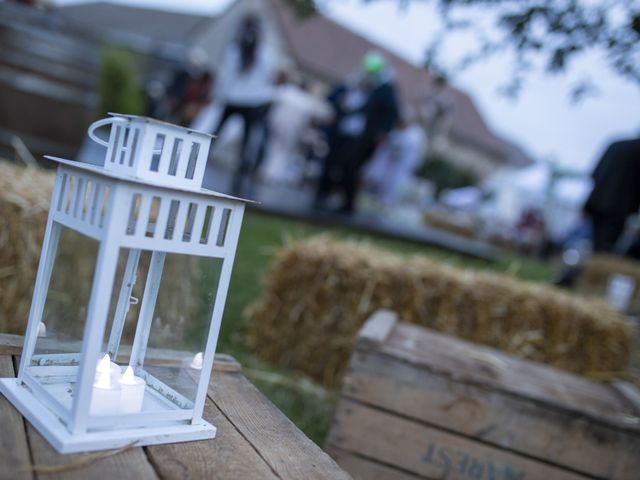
[381,323,638,427]
[145,388,278,480]
[328,398,589,480]
[0,334,24,356]
[26,427,159,480]
[326,446,422,480]
[342,348,640,479]
[611,380,640,415]
[0,355,33,480]
[209,372,351,480]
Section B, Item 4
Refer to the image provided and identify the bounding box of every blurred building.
[57,0,533,178]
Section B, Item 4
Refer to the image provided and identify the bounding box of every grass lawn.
[216,209,555,445]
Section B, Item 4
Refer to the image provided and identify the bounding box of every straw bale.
[0,161,199,348]
[0,162,53,334]
[247,236,632,388]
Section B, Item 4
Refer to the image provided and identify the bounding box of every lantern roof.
[107,113,215,138]
[61,112,252,198]
[43,156,254,204]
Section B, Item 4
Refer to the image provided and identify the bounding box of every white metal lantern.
[0,114,248,453]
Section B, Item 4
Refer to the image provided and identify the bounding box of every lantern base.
[0,378,217,454]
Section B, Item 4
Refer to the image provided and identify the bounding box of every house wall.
[192,0,293,75]
[429,135,506,180]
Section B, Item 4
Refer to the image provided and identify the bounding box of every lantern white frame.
[0,114,248,453]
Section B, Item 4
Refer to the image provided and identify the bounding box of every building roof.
[56,1,214,54]
[266,0,532,166]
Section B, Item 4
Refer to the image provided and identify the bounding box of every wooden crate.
[326,310,640,480]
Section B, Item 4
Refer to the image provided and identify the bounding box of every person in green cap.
[363,51,385,75]
[314,51,399,214]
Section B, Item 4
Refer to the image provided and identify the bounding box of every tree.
[99,47,145,117]
[284,0,640,99]
[417,153,478,194]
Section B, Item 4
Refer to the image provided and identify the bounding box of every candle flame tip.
[97,354,112,374]
[123,366,135,382]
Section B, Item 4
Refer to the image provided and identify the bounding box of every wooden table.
[0,334,350,480]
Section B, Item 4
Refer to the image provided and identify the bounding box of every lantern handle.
[87,117,128,147]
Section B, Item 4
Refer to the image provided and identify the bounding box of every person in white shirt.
[261,72,331,185]
[365,117,426,207]
[212,15,277,193]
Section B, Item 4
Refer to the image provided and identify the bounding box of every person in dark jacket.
[314,52,399,214]
[584,137,640,252]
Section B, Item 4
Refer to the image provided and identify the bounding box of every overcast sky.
[55,0,640,172]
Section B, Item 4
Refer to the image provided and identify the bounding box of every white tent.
[482,163,592,241]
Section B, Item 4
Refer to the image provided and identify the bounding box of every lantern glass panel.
[140,254,223,408]
[27,226,99,416]
[97,250,224,412]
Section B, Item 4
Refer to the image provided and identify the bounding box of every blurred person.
[313,76,366,211]
[212,14,277,193]
[419,75,455,150]
[165,48,209,123]
[554,214,593,287]
[145,80,168,120]
[314,51,399,214]
[179,71,214,125]
[260,72,331,185]
[515,207,547,256]
[365,116,425,207]
[584,135,640,254]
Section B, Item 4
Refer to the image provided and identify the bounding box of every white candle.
[118,366,145,414]
[89,360,120,415]
[95,354,122,384]
[189,352,204,370]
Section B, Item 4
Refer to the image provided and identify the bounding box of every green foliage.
[284,0,318,16]
[418,153,477,195]
[99,47,145,116]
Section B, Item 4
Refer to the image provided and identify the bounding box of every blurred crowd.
[139,14,640,266]
[144,15,430,214]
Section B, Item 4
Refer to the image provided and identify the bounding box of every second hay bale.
[247,236,632,388]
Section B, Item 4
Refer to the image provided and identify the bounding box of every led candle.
[89,358,120,415]
[118,366,145,414]
[95,354,122,384]
[189,352,204,370]
[37,321,47,337]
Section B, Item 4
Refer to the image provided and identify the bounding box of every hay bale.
[0,161,200,348]
[0,162,53,334]
[576,254,640,312]
[247,236,633,388]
